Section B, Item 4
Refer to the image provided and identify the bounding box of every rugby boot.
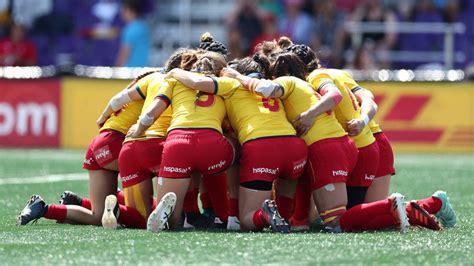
[407,201,442,230]
[261,199,290,234]
[183,212,214,229]
[59,191,82,206]
[16,195,47,225]
[389,193,410,233]
[433,190,457,228]
[102,195,120,229]
[147,192,177,233]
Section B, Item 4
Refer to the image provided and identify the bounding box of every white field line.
[0,173,88,185]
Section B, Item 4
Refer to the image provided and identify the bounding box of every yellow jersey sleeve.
[215,77,241,98]
[308,69,375,148]
[156,78,176,104]
[101,101,143,135]
[274,76,346,146]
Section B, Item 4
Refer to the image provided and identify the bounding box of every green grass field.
[0,149,473,265]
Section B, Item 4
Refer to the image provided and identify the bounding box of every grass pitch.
[0,149,473,265]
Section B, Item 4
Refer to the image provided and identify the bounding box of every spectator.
[0,23,37,66]
[311,0,347,68]
[115,0,150,67]
[226,0,263,59]
[346,42,379,70]
[250,13,283,54]
[352,0,397,50]
[279,0,313,45]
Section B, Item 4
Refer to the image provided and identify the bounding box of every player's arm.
[220,67,283,98]
[347,86,378,136]
[166,68,217,94]
[96,85,145,128]
[128,95,169,138]
[293,82,342,136]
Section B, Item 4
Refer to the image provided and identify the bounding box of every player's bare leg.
[238,187,271,231]
[66,168,118,225]
[312,182,348,231]
[365,175,391,202]
[153,176,191,229]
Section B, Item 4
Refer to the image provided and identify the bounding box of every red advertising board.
[0,79,61,147]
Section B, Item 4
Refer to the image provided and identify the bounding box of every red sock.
[203,172,229,222]
[44,204,67,223]
[340,199,395,232]
[200,192,212,209]
[152,197,157,210]
[415,196,442,214]
[276,195,293,220]
[116,191,125,205]
[118,205,146,229]
[183,189,200,213]
[228,197,239,217]
[81,198,92,210]
[292,175,312,221]
[252,209,268,230]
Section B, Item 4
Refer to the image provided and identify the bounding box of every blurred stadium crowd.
[0,0,472,71]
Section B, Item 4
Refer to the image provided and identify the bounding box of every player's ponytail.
[271,52,307,80]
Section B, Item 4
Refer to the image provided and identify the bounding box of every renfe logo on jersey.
[332,170,348,177]
[208,160,226,171]
[253,167,279,175]
[0,79,61,147]
[94,146,112,164]
[293,159,307,171]
[163,166,191,174]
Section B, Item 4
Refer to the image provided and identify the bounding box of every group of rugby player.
[17,33,457,234]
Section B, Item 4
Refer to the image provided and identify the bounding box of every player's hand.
[126,124,139,138]
[164,68,177,79]
[293,111,316,136]
[96,115,108,129]
[347,119,365,136]
[220,67,239,79]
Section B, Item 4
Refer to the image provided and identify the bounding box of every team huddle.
[16,33,457,234]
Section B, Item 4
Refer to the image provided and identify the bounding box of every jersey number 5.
[196,94,215,107]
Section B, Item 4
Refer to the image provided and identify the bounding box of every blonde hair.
[192,51,227,76]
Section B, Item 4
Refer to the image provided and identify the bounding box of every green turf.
[0,150,473,265]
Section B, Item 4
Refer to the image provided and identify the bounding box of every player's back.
[223,85,296,144]
[274,76,346,146]
[158,78,226,133]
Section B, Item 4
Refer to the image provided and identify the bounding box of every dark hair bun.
[199,33,229,57]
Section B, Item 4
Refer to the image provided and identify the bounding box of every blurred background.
[0,0,472,152]
[0,0,472,71]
